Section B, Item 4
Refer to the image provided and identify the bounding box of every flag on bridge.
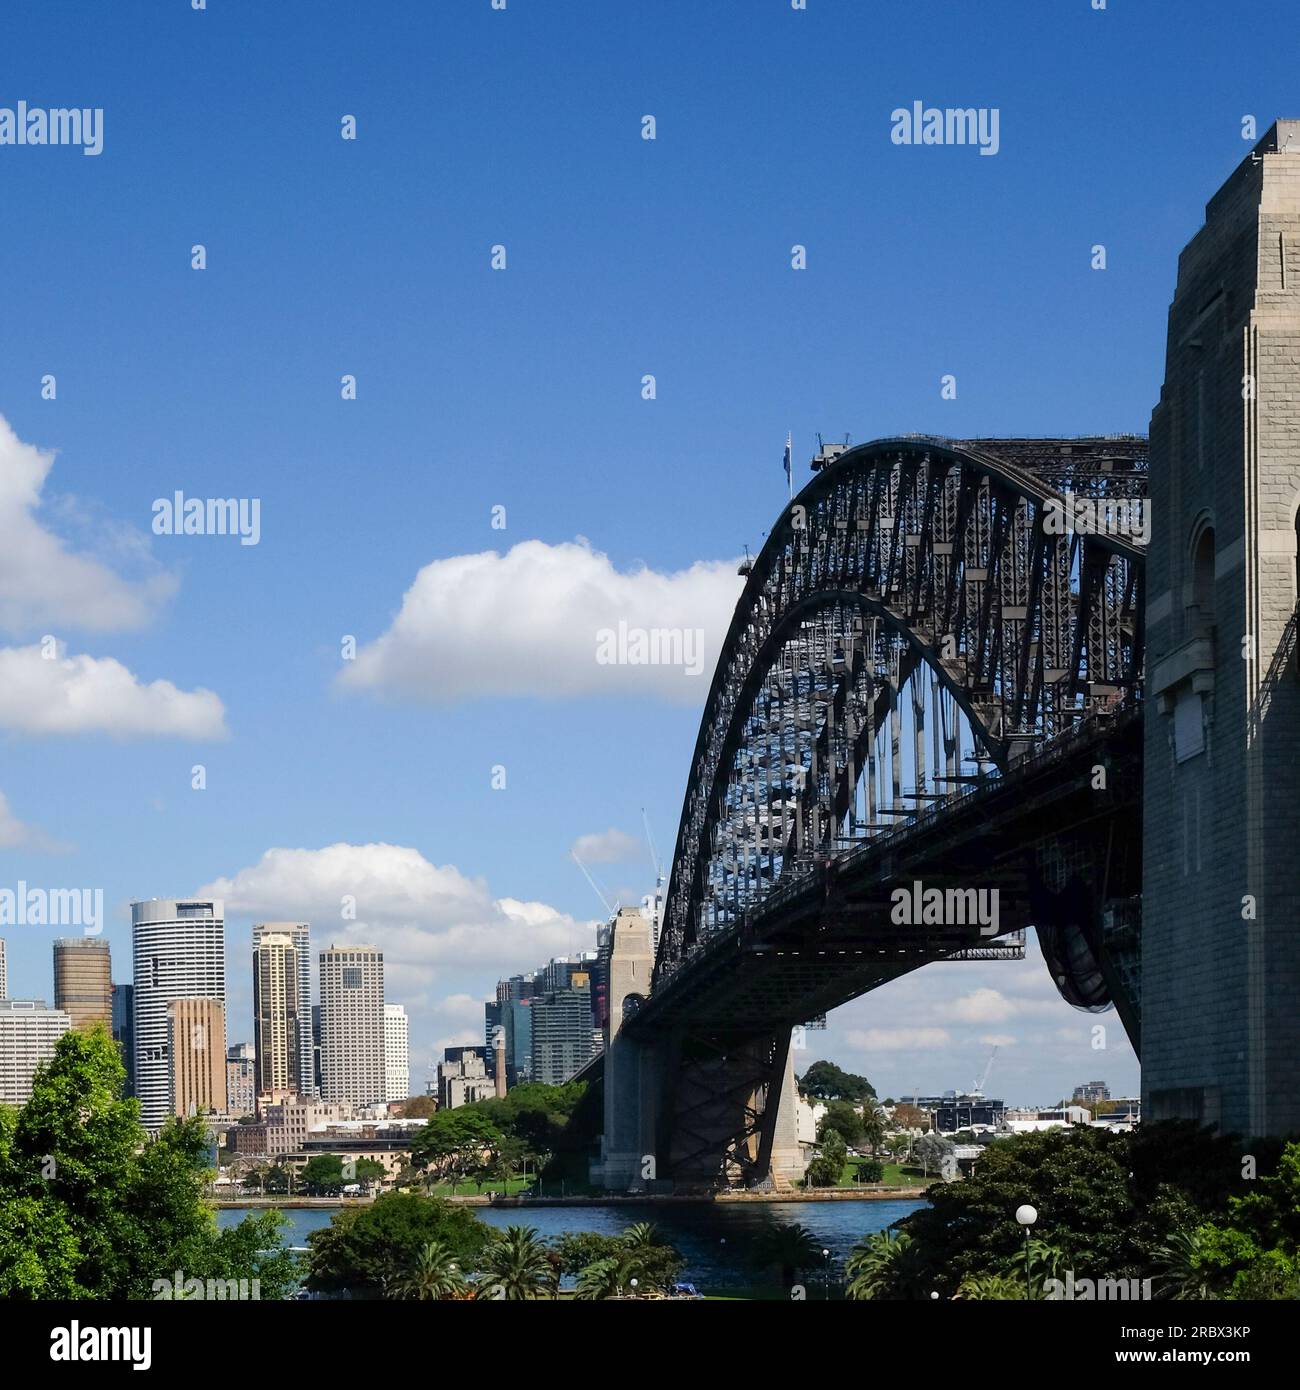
[783,431,793,499]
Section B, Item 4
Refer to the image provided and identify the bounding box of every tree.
[891,1103,929,1132]
[410,1108,505,1192]
[854,1159,884,1184]
[305,1191,488,1297]
[402,1096,437,1119]
[818,1100,866,1148]
[476,1225,557,1300]
[0,1027,297,1300]
[913,1131,955,1178]
[805,1128,847,1188]
[860,1099,889,1156]
[301,1155,346,1195]
[845,1230,929,1300]
[798,1060,875,1102]
[750,1223,822,1291]
[354,1158,386,1188]
[388,1239,467,1300]
[575,1252,642,1299]
[953,1272,1026,1300]
[552,1230,625,1275]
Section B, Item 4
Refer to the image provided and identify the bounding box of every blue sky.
[0,0,1288,1104]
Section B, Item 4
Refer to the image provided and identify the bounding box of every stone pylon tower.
[1145,120,1300,1138]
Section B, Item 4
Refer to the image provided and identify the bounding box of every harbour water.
[217,1198,926,1289]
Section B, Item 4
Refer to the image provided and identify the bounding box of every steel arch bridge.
[616,436,1148,1189]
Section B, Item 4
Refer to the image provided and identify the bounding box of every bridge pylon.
[1144,120,1300,1138]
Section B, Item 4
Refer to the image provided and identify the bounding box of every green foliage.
[0,1027,297,1300]
[805,1128,848,1188]
[552,1230,625,1274]
[845,1230,930,1300]
[387,1240,467,1300]
[305,1191,489,1297]
[476,1225,558,1300]
[301,1155,346,1194]
[750,1223,823,1289]
[565,1222,684,1297]
[818,1100,866,1147]
[854,1159,884,1183]
[798,1060,875,1102]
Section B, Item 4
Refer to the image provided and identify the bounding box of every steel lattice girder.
[656,437,1146,985]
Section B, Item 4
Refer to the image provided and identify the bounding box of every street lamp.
[822,1248,831,1301]
[1015,1204,1038,1300]
[629,1277,639,1299]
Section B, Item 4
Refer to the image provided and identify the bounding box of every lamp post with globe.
[1015,1204,1038,1299]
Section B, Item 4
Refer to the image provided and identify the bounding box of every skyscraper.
[0,999,72,1105]
[252,922,313,1097]
[252,930,299,1096]
[131,899,227,1132]
[167,997,227,1117]
[384,1002,409,1102]
[0,938,7,998]
[226,1041,256,1118]
[319,945,384,1107]
[530,973,595,1086]
[111,982,134,1095]
[53,937,113,1031]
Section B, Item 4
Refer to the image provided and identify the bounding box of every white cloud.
[0,413,175,636]
[337,538,743,704]
[948,987,1016,1024]
[0,788,65,851]
[843,1027,952,1051]
[570,828,644,865]
[0,643,227,738]
[199,841,596,979]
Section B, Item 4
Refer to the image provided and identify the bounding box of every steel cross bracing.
[655,437,1146,989]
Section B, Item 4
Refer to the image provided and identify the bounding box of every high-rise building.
[0,999,72,1105]
[111,982,135,1095]
[311,1004,321,1093]
[438,1046,495,1109]
[252,922,313,1097]
[252,931,299,1096]
[167,997,227,1117]
[1073,1081,1110,1105]
[53,937,113,1032]
[384,1003,409,1102]
[0,938,7,998]
[131,899,227,1132]
[530,974,595,1086]
[319,945,384,1107]
[226,1042,256,1118]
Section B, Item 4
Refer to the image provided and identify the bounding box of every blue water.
[217,1199,924,1287]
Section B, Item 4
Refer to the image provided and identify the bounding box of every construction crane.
[971,1045,998,1098]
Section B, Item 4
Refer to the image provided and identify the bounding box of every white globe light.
[1015,1204,1038,1227]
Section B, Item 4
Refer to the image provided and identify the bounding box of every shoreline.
[212,1187,930,1210]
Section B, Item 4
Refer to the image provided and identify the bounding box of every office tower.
[252,931,299,1095]
[131,899,226,1132]
[530,972,595,1085]
[167,997,227,1117]
[53,937,113,1031]
[253,922,313,1097]
[0,938,7,998]
[226,1041,256,1118]
[319,945,384,1107]
[312,1004,321,1093]
[384,1003,409,1102]
[0,999,72,1105]
[111,983,135,1095]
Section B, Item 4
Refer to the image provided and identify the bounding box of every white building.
[132,899,227,1132]
[1003,1105,1093,1133]
[384,1003,409,1102]
[0,999,72,1105]
[253,922,314,1097]
[319,945,385,1107]
[252,931,298,1095]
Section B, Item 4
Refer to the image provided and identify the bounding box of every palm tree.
[845,1229,929,1299]
[621,1221,661,1250]
[575,1252,642,1299]
[475,1225,557,1300]
[389,1240,466,1300]
[750,1223,823,1291]
[954,1272,1025,1300]
[1152,1228,1219,1300]
[859,1099,889,1157]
